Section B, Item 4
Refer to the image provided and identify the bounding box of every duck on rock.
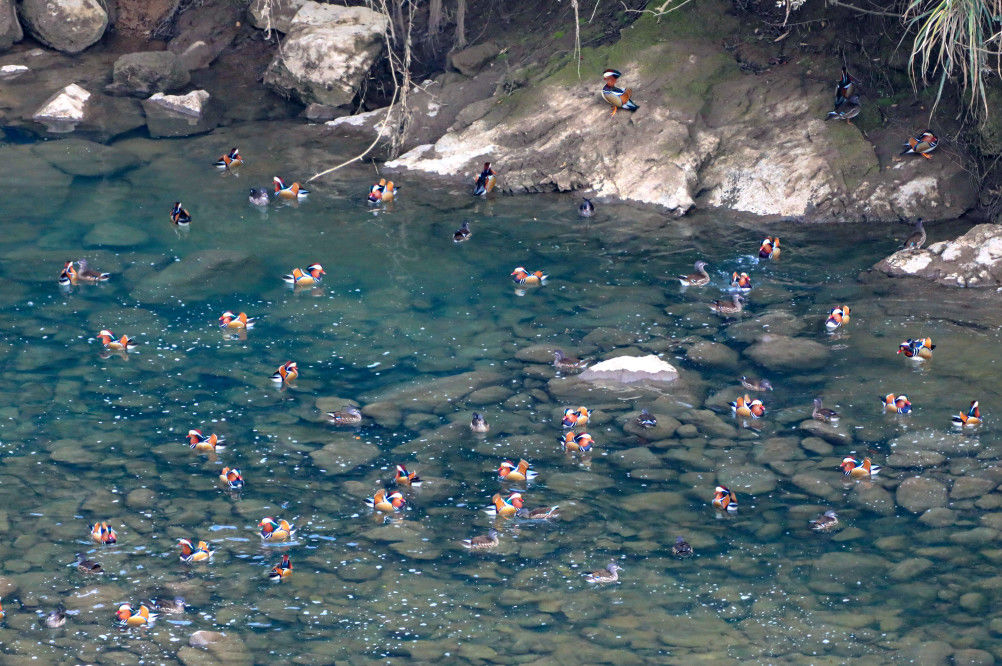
[472,163,496,196]
[601,69,639,116]
[901,130,938,159]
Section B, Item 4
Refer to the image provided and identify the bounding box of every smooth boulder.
[142,90,217,137]
[18,0,107,53]
[896,476,948,514]
[32,138,142,177]
[744,334,828,371]
[875,223,1002,288]
[110,51,190,96]
[0,0,22,50]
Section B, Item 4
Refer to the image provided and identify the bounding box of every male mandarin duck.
[730,395,752,419]
[497,459,537,483]
[553,350,587,370]
[571,432,595,452]
[812,398,839,424]
[273,176,309,199]
[367,178,397,203]
[453,220,471,243]
[730,272,752,292]
[462,529,499,551]
[97,330,137,351]
[472,162,496,196]
[61,259,109,285]
[484,492,520,518]
[0,597,4,620]
[219,466,244,490]
[897,337,935,360]
[511,494,560,520]
[91,522,117,544]
[116,603,156,627]
[269,554,292,581]
[833,66,858,109]
[759,237,780,259]
[282,263,325,287]
[881,393,913,414]
[511,266,547,285]
[901,130,938,159]
[259,516,296,540]
[841,457,880,479]
[901,219,926,249]
[58,260,76,286]
[219,311,254,330]
[187,429,225,452]
[75,553,103,574]
[327,405,362,425]
[365,489,405,513]
[214,147,243,169]
[579,198,595,217]
[825,305,850,332]
[636,408,657,428]
[177,538,214,563]
[470,412,490,434]
[170,202,191,226]
[584,560,623,583]
[712,485,738,513]
[601,69,639,116]
[953,400,982,427]
[810,510,840,533]
[672,536,693,558]
[710,294,744,316]
[741,376,774,392]
[271,361,299,385]
[678,260,710,287]
[562,406,591,428]
[394,464,421,487]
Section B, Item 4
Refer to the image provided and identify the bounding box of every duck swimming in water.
[367,178,397,204]
[366,489,405,513]
[170,202,191,226]
[511,266,547,285]
[560,431,594,453]
[470,412,490,434]
[394,464,421,487]
[327,405,362,425]
[841,457,880,479]
[214,147,243,170]
[177,538,214,563]
[678,260,710,287]
[825,305,850,332]
[498,459,537,483]
[97,330,137,352]
[187,429,225,453]
[453,220,471,243]
[636,409,657,428]
[561,406,591,428]
[712,485,738,513]
[91,522,117,544]
[116,603,156,627]
[601,69,639,116]
[730,271,752,292]
[269,554,292,582]
[249,187,270,206]
[75,553,103,574]
[881,393,913,414]
[219,311,254,330]
[484,492,520,518]
[274,176,309,200]
[271,361,299,385]
[584,560,623,583]
[74,259,111,283]
[759,237,780,259]
[283,263,325,288]
[259,517,296,540]
[472,162,496,196]
[809,510,840,533]
[710,294,744,316]
[462,529,499,551]
[897,337,934,360]
[952,400,982,427]
[44,606,67,628]
[812,398,840,424]
[741,376,773,392]
[219,467,244,490]
[513,496,560,521]
[672,536,693,558]
[901,130,938,159]
[579,198,595,217]
[552,350,587,371]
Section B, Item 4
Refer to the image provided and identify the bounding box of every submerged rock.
[744,334,828,372]
[578,354,678,384]
[142,90,218,137]
[875,223,1002,287]
[130,249,262,303]
[31,138,142,177]
[18,0,108,53]
[896,476,948,513]
[0,0,21,51]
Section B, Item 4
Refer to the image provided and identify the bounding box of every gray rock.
[718,464,777,495]
[309,439,379,474]
[130,250,262,303]
[886,450,946,469]
[84,222,150,248]
[951,475,998,499]
[447,41,500,76]
[791,473,838,500]
[248,0,307,33]
[875,223,1002,288]
[611,446,660,469]
[304,103,340,121]
[850,483,896,515]
[1,144,72,220]
[896,476,948,513]
[110,51,190,96]
[0,0,22,50]
[744,334,828,372]
[142,90,218,138]
[896,640,952,666]
[812,552,889,583]
[31,138,142,177]
[684,339,738,369]
[125,488,156,510]
[32,83,90,133]
[918,507,956,527]
[889,557,933,581]
[799,436,832,455]
[953,648,995,666]
[18,0,107,53]
[0,63,27,79]
[797,419,851,445]
[167,0,242,70]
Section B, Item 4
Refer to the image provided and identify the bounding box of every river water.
[0,123,1000,664]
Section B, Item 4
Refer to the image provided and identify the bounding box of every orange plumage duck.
[282,264,325,288]
[365,489,405,513]
[269,554,292,581]
[116,603,156,627]
[187,429,225,453]
[214,147,243,169]
[177,538,214,563]
[497,459,538,483]
[484,492,520,518]
[712,486,738,513]
[394,464,421,487]
[258,517,296,541]
[270,361,299,385]
[97,330,137,352]
[561,406,591,428]
[841,457,880,479]
[273,176,309,200]
[759,237,780,259]
[91,522,117,545]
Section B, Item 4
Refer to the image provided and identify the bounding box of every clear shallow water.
[1,126,1001,664]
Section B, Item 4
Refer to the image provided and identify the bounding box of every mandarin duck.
[809,510,840,533]
[219,311,254,330]
[562,406,591,428]
[484,492,519,518]
[579,198,595,217]
[327,405,362,426]
[812,398,839,423]
[74,259,110,283]
[58,260,75,286]
[759,237,780,259]
[511,494,559,521]
[470,412,490,434]
[601,69,639,116]
[170,202,191,226]
[741,376,774,392]
[731,395,765,419]
[249,187,270,206]
[561,431,594,453]
[636,408,657,428]
[953,400,982,427]
[584,560,623,583]
[394,464,421,487]
[678,260,710,286]
[214,147,243,169]
[0,597,4,620]
[825,305,850,332]
[511,266,547,285]
[367,178,397,203]
[553,350,587,370]
[901,130,938,159]
[75,553,103,574]
[97,330,137,351]
[453,220,471,243]
[187,429,225,453]
[498,459,537,483]
[270,361,299,385]
[269,554,292,581]
[274,176,309,199]
[366,489,405,513]
[44,606,67,628]
[91,522,117,545]
[730,272,752,292]
[712,485,738,513]
[841,457,880,479]
[881,393,913,414]
[259,517,296,540]
[116,603,156,627]
[462,529,499,551]
[710,294,744,316]
[833,66,858,109]
[672,536,693,558]
[154,597,186,616]
[282,263,325,287]
[901,219,926,249]
[472,162,496,196]
[219,467,244,490]
[177,538,214,563]
[897,337,934,360]
[826,98,860,124]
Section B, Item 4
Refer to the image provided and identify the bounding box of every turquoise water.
[1,125,1001,663]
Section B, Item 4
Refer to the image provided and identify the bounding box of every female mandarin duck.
[825,305,850,332]
[327,405,362,425]
[561,431,594,453]
[367,178,397,203]
[810,510,840,533]
[511,266,547,285]
[579,198,595,217]
[636,408,657,428]
[462,529,499,551]
[953,400,982,427]
[710,294,744,316]
[366,489,405,513]
[841,457,880,479]
[553,350,587,370]
[901,130,938,159]
[484,492,520,518]
[178,538,214,563]
[187,429,225,452]
[116,603,156,627]
[283,263,325,287]
[826,99,860,124]
[901,219,926,249]
[219,467,244,490]
[214,147,243,169]
[881,393,913,414]
[470,412,490,434]
[562,406,591,428]
[812,398,840,424]
[271,361,299,385]
[498,459,537,483]
[259,517,296,540]
[672,536,693,558]
[249,187,270,206]
[585,560,623,583]
[511,495,559,520]
[274,176,309,199]
[730,272,752,292]
[45,606,66,628]
[76,553,103,574]
[91,522,117,544]
[219,311,254,329]
[678,260,710,287]
[453,220,471,243]
[712,485,738,513]
[897,337,934,360]
[394,464,421,487]
[759,237,780,259]
[601,69,639,116]
[170,202,191,226]
[97,330,137,351]
[269,554,292,581]
[472,162,496,196]
[741,376,773,392]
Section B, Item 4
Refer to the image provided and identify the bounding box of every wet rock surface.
[875,223,1002,287]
